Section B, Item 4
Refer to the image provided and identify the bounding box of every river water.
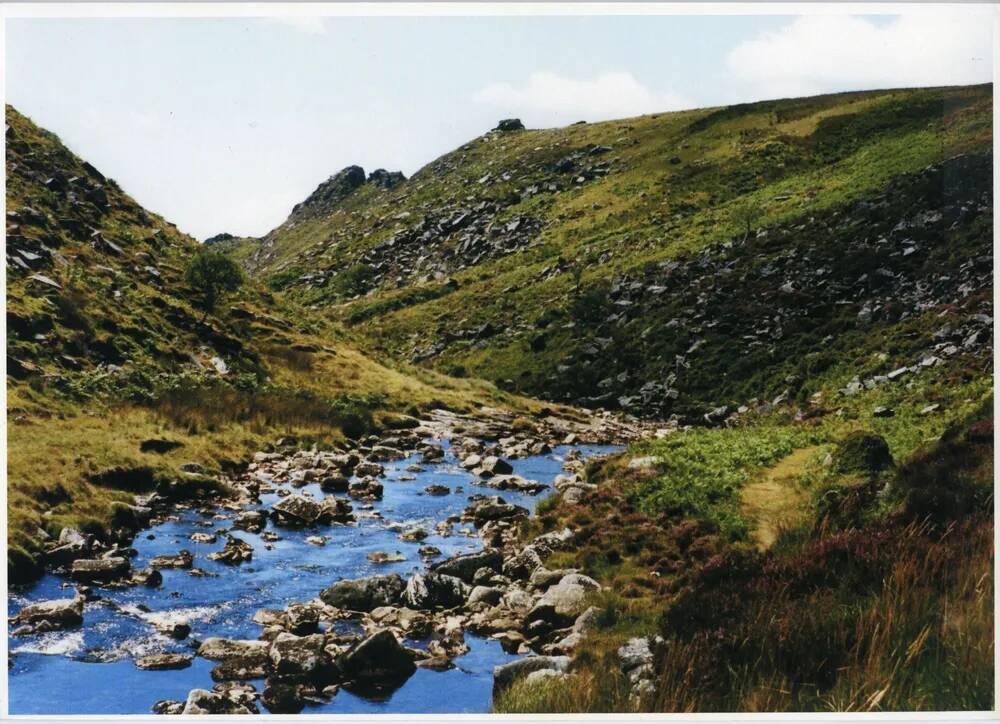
[7,441,617,715]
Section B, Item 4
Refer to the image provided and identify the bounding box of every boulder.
[270,496,324,527]
[11,597,83,630]
[431,549,503,583]
[269,633,333,681]
[135,653,193,670]
[260,682,305,714]
[495,118,525,132]
[207,536,253,565]
[354,462,385,478]
[348,479,384,500]
[337,630,415,693]
[320,496,355,523]
[181,688,257,715]
[464,497,528,527]
[527,573,600,626]
[149,551,194,569]
[233,510,267,533]
[468,586,504,606]
[197,638,271,666]
[320,475,350,493]
[70,556,130,582]
[403,573,469,610]
[478,456,514,477]
[319,574,405,611]
[493,655,570,696]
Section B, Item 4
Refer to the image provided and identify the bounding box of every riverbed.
[8,440,617,715]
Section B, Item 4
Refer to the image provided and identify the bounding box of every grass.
[227,84,991,417]
[741,445,820,550]
[501,383,993,713]
[5,104,553,580]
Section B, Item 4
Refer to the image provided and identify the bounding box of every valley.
[5,82,994,714]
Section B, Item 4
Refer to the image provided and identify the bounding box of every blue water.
[8,442,617,714]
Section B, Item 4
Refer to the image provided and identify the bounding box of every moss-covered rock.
[831,432,894,475]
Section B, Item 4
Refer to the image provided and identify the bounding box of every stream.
[7,439,618,715]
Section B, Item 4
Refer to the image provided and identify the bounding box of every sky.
[5,9,994,240]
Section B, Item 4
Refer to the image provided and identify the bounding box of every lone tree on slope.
[184,248,244,319]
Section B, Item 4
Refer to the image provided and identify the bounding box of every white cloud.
[266,17,327,36]
[474,71,693,123]
[727,13,992,101]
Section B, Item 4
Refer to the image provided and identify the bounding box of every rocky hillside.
[4,106,552,580]
[227,84,992,420]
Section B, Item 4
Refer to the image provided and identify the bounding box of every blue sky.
[5,11,992,239]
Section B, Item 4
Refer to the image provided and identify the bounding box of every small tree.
[730,198,762,243]
[184,248,243,319]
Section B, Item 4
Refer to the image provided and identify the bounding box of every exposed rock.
[269,633,333,681]
[527,573,600,627]
[233,510,267,533]
[431,549,503,583]
[149,551,194,569]
[197,637,271,666]
[495,118,525,132]
[181,688,258,715]
[135,653,193,670]
[320,574,405,611]
[493,655,570,696]
[70,556,130,582]
[403,573,469,610]
[207,536,253,565]
[337,630,416,694]
[270,496,324,527]
[11,596,83,630]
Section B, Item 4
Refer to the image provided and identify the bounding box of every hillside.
[230,84,992,420]
[4,105,555,581]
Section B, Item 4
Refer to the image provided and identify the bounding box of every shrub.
[184,248,244,317]
[831,431,894,475]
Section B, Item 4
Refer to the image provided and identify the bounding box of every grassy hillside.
[4,105,547,581]
[232,84,991,419]
[496,363,992,712]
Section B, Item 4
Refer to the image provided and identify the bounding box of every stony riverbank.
[9,407,654,714]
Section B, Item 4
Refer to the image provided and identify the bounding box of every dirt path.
[742,446,820,550]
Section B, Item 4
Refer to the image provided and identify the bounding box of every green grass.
[224,84,990,417]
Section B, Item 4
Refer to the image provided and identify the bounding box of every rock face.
[292,165,367,219]
[337,630,416,694]
[368,169,406,190]
[402,573,469,610]
[319,574,405,611]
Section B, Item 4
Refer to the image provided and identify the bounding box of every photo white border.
[0,2,997,723]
